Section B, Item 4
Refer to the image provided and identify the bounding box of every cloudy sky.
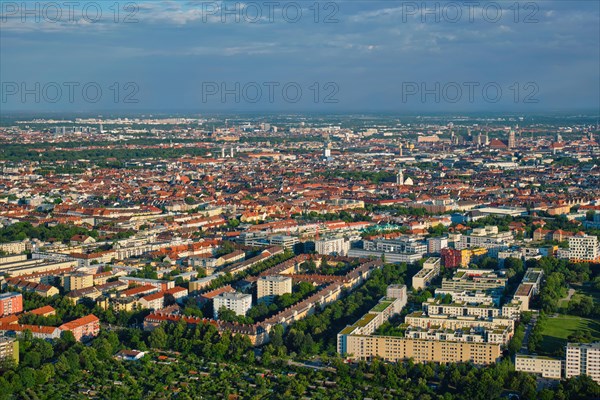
[1,0,598,113]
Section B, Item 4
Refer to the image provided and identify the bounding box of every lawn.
[539,314,600,355]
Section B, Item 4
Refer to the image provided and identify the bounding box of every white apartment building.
[565,342,600,383]
[560,234,600,262]
[427,237,448,254]
[213,292,252,318]
[257,275,292,304]
[412,257,441,290]
[315,237,350,256]
[515,354,563,379]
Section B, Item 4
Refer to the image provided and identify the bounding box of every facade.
[213,292,252,318]
[63,273,94,292]
[0,241,28,255]
[0,337,19,367]
[59,314,100,342]
[257,275,292,304]
[342,334,502,365]
[559,234,600,262]
[315,237,350,256]
[456,226,512,257]
[441,269,507,293]
[349,237,426,264]
[427,237,448,255]
[515,354,562,379]
[0,292,23,317]
[440,248,462,268]
[412,257,441,290]
[565,342,600,383]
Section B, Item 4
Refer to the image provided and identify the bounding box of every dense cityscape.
[2,0,599,398]
[0,114,598,399]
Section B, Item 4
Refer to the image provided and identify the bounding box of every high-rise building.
[565,342,600,383]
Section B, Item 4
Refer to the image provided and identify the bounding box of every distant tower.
[485,132,490,145]
[230,148,234,158]
[508,129,516,149]
[398,143,403,157]
[99,123,104,134]
[397,168,404,185]
[556,132,563,142]
[324,142,332,159]
[476,132,482,147]
[221,148,225,158]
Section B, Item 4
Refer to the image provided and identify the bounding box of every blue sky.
[1,1,598,113]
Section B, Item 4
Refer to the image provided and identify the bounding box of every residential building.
[515,354,562,379]
[456,226,512,257]
[0,241,28,255]
[427,237,448,254]
[0,292,23,317]
[315,237,350,256]
[63,273,94,292]
[257,275,292,304]
[559,233,600,262]
[412,257,440,290]
[440,248,462,268]
[59,314,100,342]
[213,292,252,318]
[565,342,600,383]
[0,337,19,367]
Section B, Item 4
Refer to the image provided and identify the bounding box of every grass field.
[539,314,600,355]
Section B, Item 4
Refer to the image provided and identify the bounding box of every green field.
[539,314,600,355]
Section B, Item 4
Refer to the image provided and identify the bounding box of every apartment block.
[257,275,292,304]
[0,337,19,367]
[315,237,350,256]
[565,342,600,383]
[58,314,100,342]
[63,273,94,292]
[427,237,448,254]
[559,234,600,262]
[343,334,502,365]
[0,292,23,317]
[213,292,252,318]
[515,354,562,379]
[455,226,513,257]
[440,248,462,268]
[412,257,440,290]
[441,269,507,293]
